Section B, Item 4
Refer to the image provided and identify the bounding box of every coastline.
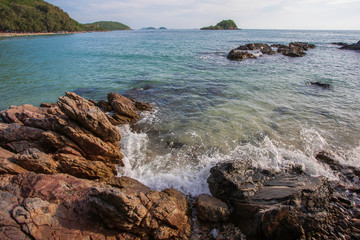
[0,31,85,38]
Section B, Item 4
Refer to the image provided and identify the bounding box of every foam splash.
[117,121,352,196]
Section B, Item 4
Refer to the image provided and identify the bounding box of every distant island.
[0,0,130,33]
[201,19,239,30]
[141,27,167,30]
[82,21,131,31]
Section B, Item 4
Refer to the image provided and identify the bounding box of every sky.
[47,0,360,30]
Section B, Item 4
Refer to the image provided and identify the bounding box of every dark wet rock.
[332,42,348,46]
[308,82,332,89]
[196,194,230,224]
[96,100,113,112]
[208,160,332,239]
[228,42,315,61]
[237,43,271,51]
[289,42,316,50]
[227,50,257,61]
[277,45,306,57]
[340,40,360,50]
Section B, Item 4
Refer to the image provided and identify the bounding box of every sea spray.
[117,119,342,195]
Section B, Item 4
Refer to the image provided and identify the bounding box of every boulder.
[308,82,332,89]
[58,92,121,142]
[227,50,257,61]
[196,194,230,223]
[108,92,140,119]
[208,160,332,239]
[277,45,306,57]
[340,40,360,50]
[289,42,316,50]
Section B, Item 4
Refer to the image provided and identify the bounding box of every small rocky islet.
[1,91,360,239]
[227,42,316,61]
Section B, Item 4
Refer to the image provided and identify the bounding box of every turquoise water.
[1,30,360,194]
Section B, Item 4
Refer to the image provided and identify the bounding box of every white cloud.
[47,0,360,30]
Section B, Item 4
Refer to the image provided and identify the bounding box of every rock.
[308,82,332,89]
[55,153,115,180]
[277,45,306,57]
[0,123,46,153]
[107,113,137,125]
[108,92,140,120]
[0,147,27,174]
[340,40,360,50]
[14,148,58,174]
[236,43,275,55]
[58,92,121,142]
[0,104,46,125]
[289,42,316,50]
[332,42,348,46]
[237,43,271,51]
[104,176,151,195]
[227,50,257,61]
[97,100,113,112]
[0,172,191,239]
[208,160,331,239]
[196,194,230,223]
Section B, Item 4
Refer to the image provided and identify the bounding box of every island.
[0,0,130,34]
[201,19,239,30]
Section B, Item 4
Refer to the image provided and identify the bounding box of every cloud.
[47,0,360,30]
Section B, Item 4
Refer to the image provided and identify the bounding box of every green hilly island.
[201,19,239,30]
[0,0,130,33]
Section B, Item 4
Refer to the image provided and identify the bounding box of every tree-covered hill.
[0,0,83,32]
[201,20,239,30]
[0,0,131,33]
[82,21,131,31]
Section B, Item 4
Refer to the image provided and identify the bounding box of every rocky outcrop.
[340,40,360,50]
[227,50,256,61]
[0,92,152,180]
[227,42,316,61]
[0,172,191,240]
[207,160,359,240]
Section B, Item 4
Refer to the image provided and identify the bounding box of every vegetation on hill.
[82,21,131,31]
[0,0,83,32]
[201,19,239,30]
[0,0,131,33]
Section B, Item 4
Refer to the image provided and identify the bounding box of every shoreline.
[0,31,85,38]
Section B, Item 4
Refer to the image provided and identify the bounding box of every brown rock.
[0,147,27,174]
[97,100,113,112]
[0,123,46,153]
[55,153,115,180]
[105,176,151,195]
[14,148,58,174]
[0,104,46,125]
[108,92,139,119]
[107,113,137,125]
[196,194,230,223]
[58,92,121,142]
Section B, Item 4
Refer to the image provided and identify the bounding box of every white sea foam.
[117,120,357,196]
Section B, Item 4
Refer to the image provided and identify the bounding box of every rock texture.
[207,160,360,240]
[227,42,316,61]
[0,92,152,179]
[0,172,191,240]
[196,194,230,224]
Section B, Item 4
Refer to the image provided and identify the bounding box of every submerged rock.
[308,82,332,89]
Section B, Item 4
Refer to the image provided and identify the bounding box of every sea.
[1,29,360,195]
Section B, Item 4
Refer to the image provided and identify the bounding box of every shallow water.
[1,29,360,195]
